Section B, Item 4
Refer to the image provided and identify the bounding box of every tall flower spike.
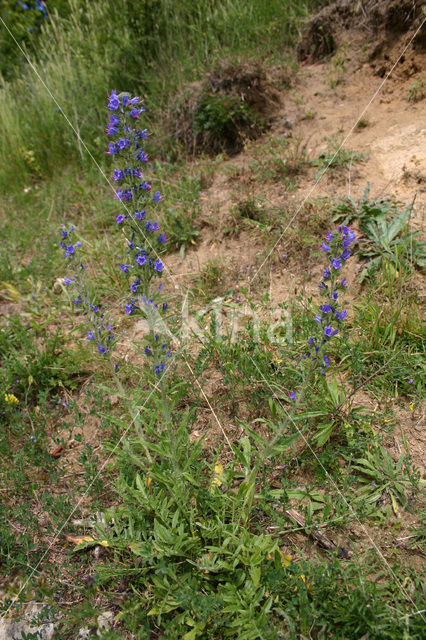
[105,91,171,376]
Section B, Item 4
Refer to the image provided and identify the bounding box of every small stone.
[97,611,114,636]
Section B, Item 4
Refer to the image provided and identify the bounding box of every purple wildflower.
[131,279,140,293]
[319,304,332,313]
[108,90,120,111]
[324,325,338,338]
[113,169,124,182]
[154,259,164,273]
[135,149,148,163]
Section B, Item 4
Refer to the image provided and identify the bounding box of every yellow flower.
[4,393,19,406]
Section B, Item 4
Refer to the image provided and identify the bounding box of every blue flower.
[323,268,330,279]
[158,233,167,244]
[88,331,94,340]
[155,363,166,375]
[289,391,296,400]
[144,346,151,355]
[134,209,146,220]
[131,279,140,293]
[116,214,125,224]
[113,169,124,182]
[135,149,148,162]
[136,254,147,266]
[331,258,342,270]
[153,191,161,204]
[154,259,164,273]
[120,264,131,273]
[321,241,330,252]
[324,325,338,337]
[125,302,135,315]
[97,344,107,354]
[319,304,332,313]
[108,90,120,111]
[323,355,329,367]
[64,277,73,285]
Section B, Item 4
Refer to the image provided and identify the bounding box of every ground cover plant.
[0,1,425,639]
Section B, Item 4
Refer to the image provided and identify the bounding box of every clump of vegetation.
[333,185,426,281]
[407,76,426,102]
[313,136,366,179]
[173,61,281,156]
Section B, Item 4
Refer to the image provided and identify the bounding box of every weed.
[249,135,311,188]
[192,257,231,302]
[351,446,421,516]
[194,92,260,155]
[332,183,399,226]
[355,117,369,129]
[358,199,426,281]
[407,76,426,102]
[325,45,348,89]
[313,137,366,179]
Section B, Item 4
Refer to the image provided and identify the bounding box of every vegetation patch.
[172,61,282,155]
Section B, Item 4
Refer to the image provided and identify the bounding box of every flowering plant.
[59,224,118,358]
[289,225,356,400]
[105,90,171,378]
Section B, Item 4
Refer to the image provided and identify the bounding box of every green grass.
[0,0,322,192]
